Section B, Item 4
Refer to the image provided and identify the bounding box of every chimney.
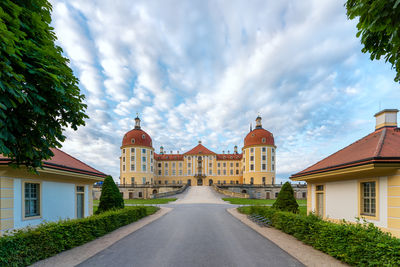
[170,150,173,154]
[160,146,164,155]
[227,150,230,154]
[222,150,225,154]
[177,151,180,154]
[234,145,238,154]
[374,109,398,130]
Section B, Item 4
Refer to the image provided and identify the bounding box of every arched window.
[131,138,135,144]
[142,134,145,139]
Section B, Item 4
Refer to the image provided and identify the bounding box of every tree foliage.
[96,176,124,214]
[272,182,299,213]
[0,0,87,169]
[346,0,400,82]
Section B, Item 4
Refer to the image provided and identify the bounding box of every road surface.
[79,187,303,267]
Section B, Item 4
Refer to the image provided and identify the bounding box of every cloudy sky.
[49,0,399,183]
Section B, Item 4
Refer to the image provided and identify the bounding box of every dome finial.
[255,114,262,129]
[134,114,141,129]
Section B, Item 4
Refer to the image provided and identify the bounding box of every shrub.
[239,206,400,266]
[272,182,299,213]
[0,206,158,266]
[96,175,124,214]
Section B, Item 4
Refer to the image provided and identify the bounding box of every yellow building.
[120,116,276,186]
[291,109,400,237]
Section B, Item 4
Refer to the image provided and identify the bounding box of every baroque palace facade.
[120,116,276,186]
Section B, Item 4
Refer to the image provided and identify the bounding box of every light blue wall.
[13,179,89,229]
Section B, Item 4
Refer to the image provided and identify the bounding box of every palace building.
[120,116,276,186]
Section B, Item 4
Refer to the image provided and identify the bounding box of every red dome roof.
[244,128,274,148]
[122,129,152,148]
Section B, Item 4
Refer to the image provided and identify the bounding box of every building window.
[188,163,191,168]
[131,177,135,184]
[262,177,266,184]
[262,138,266,143]
[142,156,146,162]
[165,163,168,167]
[172,162,176,168]
[158,163,162,168]
[275,192,279,198]
[151,158,153,163]
[151,166,153,172]
[262,147,266,152]
[131,164,135,171]
[158,170,161,175]
[230,169,233,175]
[272,156,275,161]
[223,163,226,167]
[262,155,266,161]
[209,163,212,168]
[131,156,135,162]
[24,182,40,218]
[188,170,191,175]
[172,180,176,184]
[217,170,221,175]
[223,170,226,175]
[236,170,239,175]
[151,150,153,155]
[361,182,376,216]
[142,134,145,139]
[76,186,84,218]
[179,162,183,168]
[217,163,220,167]
[262,164,266,170]
[122,157,125,162]
[165,170,169,176]
[250,177,254,184]
[230,163,233,167]
[316,185,324,191]
[230,180,233,184]
[131,148,135,153]
[142,164,146,171]
[250,156,254,161]
[236,163,239,167]
[179,170,183,175]
[142,148,146,153]
[250,148,254,153]
[122,165,125,172]
[272,164,275,171]
[131,139,135,144]
[250,164,254,171]
[142,177,146,184]
[188,156,191,160]
[172,170,176,175]
[209,170,212,175]
[272,148,275,153]
[302,192,306,198]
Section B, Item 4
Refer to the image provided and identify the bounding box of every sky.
[49,0,400,183]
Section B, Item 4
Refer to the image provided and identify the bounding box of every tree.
[96,176,124,214]
[272,182,299,213]
[346,0,400,82]
[0,0,87,169]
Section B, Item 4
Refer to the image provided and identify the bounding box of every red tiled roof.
[216,154,243,160]
[244,128,274,148]
[122,129,152,148]
[184,144,216,155]
[0,148,106,178]
[154,153,184,161]
[292,127,400,178]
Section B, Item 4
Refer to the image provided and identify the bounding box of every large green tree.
[0,0,87,169]
[346,0,400,82]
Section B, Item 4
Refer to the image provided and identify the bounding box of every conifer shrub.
[96,176,124,214]
[272,182,299,213]
[238,206,400,266]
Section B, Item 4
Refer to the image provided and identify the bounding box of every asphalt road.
[78,188,304,267]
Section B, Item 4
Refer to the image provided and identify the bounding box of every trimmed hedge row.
[0,206,158,266]
[239,206,400,266]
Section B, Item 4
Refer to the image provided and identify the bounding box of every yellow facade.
[120,116,276,186]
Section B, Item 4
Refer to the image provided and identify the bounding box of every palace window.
[172,180,176,184]
[131,177,135,184]
[217,170,221,175]
[262,147,266,152]
[165,163,168,167]
[262,155,266,161]
[217,163,220,167]
[131,156,135,161]
[209,163,212,168]
[230,169,233,175]
[262,177,266,184]
[230,163,233,167]
[262,138,266,143]
[262,164,266,170]
[250,156,254,161]
[188,156,191,160]
[272,156,275,161]
[272,164,275,171]
[123,149,125,154]
[158,163,161,167]
[250,148,254,153]
[165,180,168,185]
[179,162,183,168]
[361,182,376,216]
[250,164,254,171]
[142,165,146,171]
[272,148,275,153]
[151,166,153,172]
[165,170,169,176]
[223,170,226,175]
[223,163,226,167]
[131,139,135,144]
[172,162,176,168]
[236,170,239,175]
[179,170,183,175]
[150,151,153,155]
[24,182,40,218]
[172,170,176,176]
[142,134,145,139]
[188,163,191,168]
[131,148,135,153]
[223,180,226,184]
[188,170,191,175]
[122,157,125,162]
[158,170,161,175]
[142,157,146,162]
[236,163,239,167]
[122,165,125,171]
[131,164,135,171]
[142,177,146,184]
[209,170,212,175]
[142,148,146,153]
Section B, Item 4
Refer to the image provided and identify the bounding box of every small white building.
[0,148,105,235]
[291,109,400,237]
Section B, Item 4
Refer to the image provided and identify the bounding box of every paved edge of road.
[31,207,173,267]
[227,208,349,267]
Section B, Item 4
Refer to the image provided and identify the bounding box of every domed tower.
[120,116,154,185]
[242,116,276,185]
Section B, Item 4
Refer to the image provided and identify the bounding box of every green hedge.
[0,206,158,266]
[239,206,400,266]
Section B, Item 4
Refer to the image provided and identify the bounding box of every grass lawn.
[222,198,307,206]
[93,204,160,214]
[93,198,177,206]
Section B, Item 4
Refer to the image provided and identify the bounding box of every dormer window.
[131,138,135,144]
[262,138,266,143]
[142,134,145,139]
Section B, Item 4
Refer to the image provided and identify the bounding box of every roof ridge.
[296,130,379,174]
[51,148,105,175]
[374,128,387,157]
